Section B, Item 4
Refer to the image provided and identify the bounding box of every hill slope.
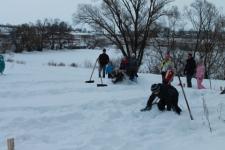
[0,49,225,150]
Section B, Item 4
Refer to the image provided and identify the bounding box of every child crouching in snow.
[141,83,182,115]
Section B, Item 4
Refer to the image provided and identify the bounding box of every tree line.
[1,19,73,53]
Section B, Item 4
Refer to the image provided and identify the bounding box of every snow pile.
[0,49,225,150]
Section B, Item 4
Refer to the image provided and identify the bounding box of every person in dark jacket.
[98,49,109,78]
[0,55,5,74]
[141,83,182,115]
[184,53,196,87]
[127,53,138,81]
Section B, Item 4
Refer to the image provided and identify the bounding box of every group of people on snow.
[160,52,206,89]
[141,52,209,115]
[96,49,182,115]
[97,49,138,83]
[95,48,224,115]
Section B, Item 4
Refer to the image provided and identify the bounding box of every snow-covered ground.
[0,49,225,150]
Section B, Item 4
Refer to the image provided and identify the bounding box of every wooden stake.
[7,138,14,150]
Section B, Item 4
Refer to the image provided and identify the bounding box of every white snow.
[0,49,225,150]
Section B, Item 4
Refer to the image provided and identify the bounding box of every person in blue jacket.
[106,62,113,78]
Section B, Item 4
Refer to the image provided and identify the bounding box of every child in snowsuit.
[196,59,205,89]
[106,62,113,78]
[160,52,174,84]
[141,83,182,115]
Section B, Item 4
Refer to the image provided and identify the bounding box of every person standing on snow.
[196,59,206,89]
[127,53,138,81]
[98,48,109,78]
[141,83,182,115]
[184,53,196,88]
[160,52,174,84]
[0,55,5,74]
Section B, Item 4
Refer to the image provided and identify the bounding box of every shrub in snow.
[6,58,14,63]
[48,61,67,67]
[202,96,212,133]
[218,103,225,122]
[70,63,78,68]
[58,62,66,67]
[16,60,26,64]
[48,61,57,66]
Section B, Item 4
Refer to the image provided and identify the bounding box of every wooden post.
[7,138,14,150]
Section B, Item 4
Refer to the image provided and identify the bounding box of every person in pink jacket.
[196,59,206,89]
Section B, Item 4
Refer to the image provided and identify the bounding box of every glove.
[140,106,152,112]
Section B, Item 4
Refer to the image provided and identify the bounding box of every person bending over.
[141,83,182,115]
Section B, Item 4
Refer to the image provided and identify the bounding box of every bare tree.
[74,0,172,67]
[35,19,48,51]
[10,19,73,52]
[162,6,185,72]
[151,6,186,74]
[186,0,225,78]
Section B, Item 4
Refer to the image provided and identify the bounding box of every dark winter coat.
[0,55,5,74]
[184,57,196,76]
[127,56,138,73]
[146,84,181,113]
[98,53,109,66]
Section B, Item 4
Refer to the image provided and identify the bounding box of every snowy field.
[0,49,225,150]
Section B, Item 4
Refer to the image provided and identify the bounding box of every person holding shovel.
[98,49,109,78]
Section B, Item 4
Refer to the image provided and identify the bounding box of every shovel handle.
[89,59,98,81]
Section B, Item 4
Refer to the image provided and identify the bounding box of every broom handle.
[178,75,194,120]
[89,59,98,80]
[100,76,103,84]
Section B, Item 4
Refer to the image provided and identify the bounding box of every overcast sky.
[0,0,224,26]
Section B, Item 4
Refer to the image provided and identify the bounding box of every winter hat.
[151,84,160,93]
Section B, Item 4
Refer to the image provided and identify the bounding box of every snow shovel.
[85,59,98,83]
[97,76,107,87]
